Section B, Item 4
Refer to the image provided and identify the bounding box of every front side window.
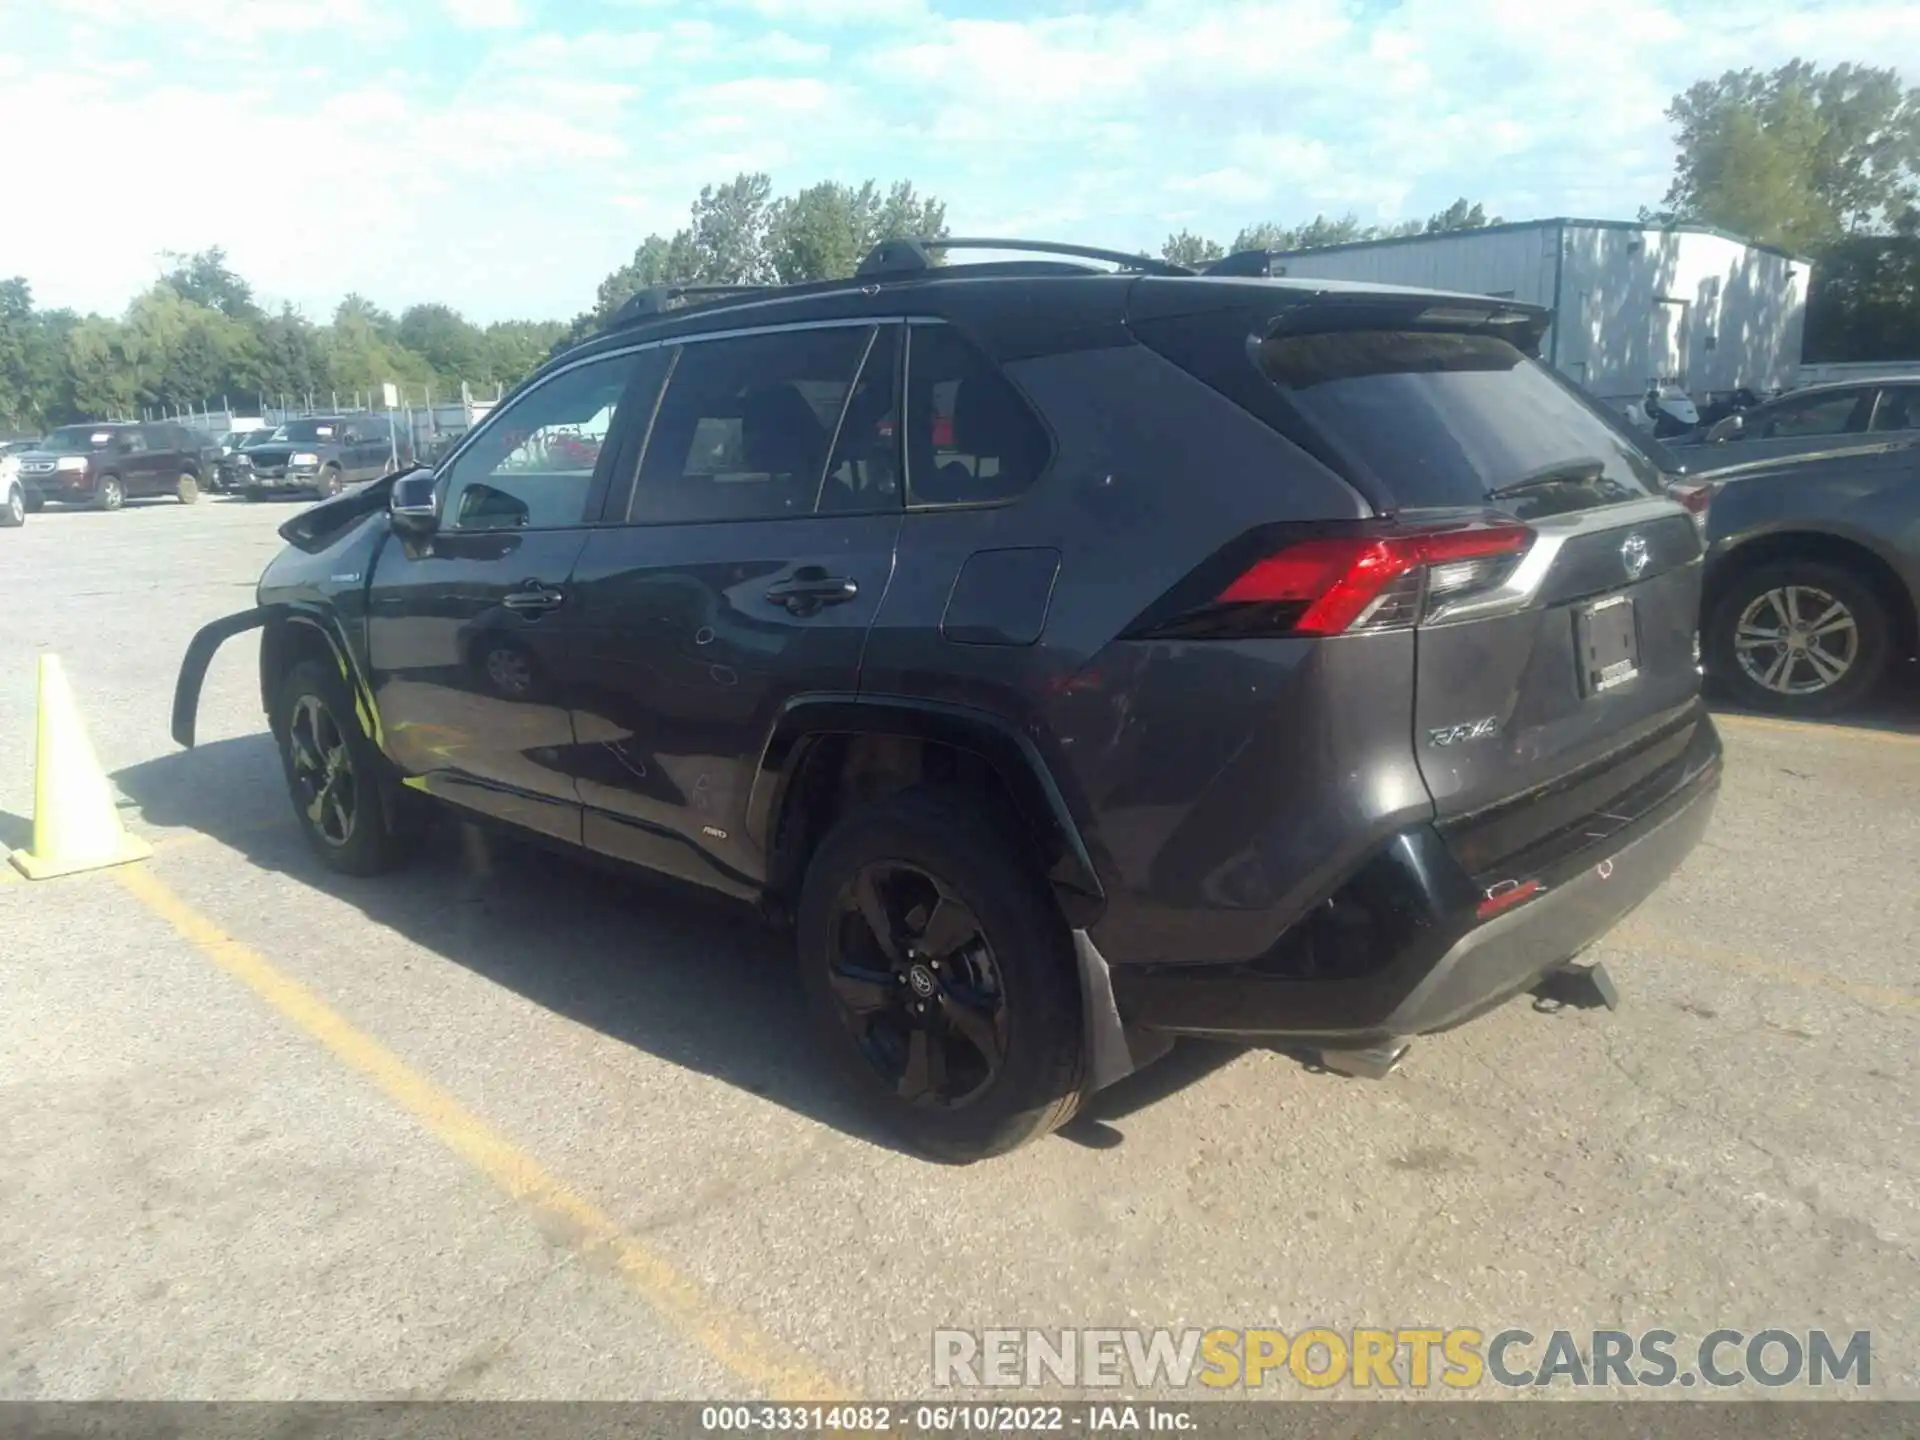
[628,325,876,524]
[441,349,659,531]
[905,324,1051,505]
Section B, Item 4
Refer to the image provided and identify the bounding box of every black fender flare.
[746,693,1107,926]
[258,607,386,749]
[172,607,268,748]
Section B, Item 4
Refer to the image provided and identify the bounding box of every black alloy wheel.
[826,860,1010,1109]
[286,691,359,849]
[274,657,412,876]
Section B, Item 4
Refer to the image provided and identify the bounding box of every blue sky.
[0,0,1915,324]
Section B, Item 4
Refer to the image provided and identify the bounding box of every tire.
[1706,559,1893,716]
[23,491,44,513]
[176,472,199,504]
[795,787,1084,1162]
[273,658,410,877]
[316,465,342,499]
[95,474,124,511]
[1,483,23,528]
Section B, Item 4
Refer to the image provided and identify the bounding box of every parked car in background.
[1,452,26,527]
[228,416,400,500]
[1684,443,1920,716]
[211,427,277,491]
[174,237,1721,1160]
[1674,377,1920,467]
[12,421,207,510]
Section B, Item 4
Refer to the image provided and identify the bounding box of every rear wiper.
[1486,457,1606,501]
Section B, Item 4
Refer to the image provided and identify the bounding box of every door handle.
[503,581,565,614]
[764,572,858,614]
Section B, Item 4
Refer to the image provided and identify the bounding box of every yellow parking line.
[1613,920,1918,1015]
[112,865,852,1402]
[1714,711,1920,748]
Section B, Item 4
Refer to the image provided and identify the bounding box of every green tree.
[687,172,777,284]
[1229,212,1431,254]
[765,179,947,285]
[592,230,702,322]
[161,247,261,321]
[0,278,37,431]
[483,319,569,387]
[1650,60,1920,250]
[243,306,331,405]
[1425,198,1502,233]
[66,317,139,419]
[335,294,400,341]
[1230,221,1295,253]
[1161,230,1225,267]
[397,303,488,384]
[327,295,433,396]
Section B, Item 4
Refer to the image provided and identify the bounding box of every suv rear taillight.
[1667,479,1715,535]
[1133,520,1535,641]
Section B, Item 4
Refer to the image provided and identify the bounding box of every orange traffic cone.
[8,653,152,880]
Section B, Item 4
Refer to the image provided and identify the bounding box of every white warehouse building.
[1267,218,1813,410]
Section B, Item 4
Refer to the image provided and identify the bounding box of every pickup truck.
[229,416,400,500]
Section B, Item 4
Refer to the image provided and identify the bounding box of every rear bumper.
[1108,725,1721,1046]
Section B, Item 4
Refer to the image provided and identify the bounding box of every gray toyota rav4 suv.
[173,238,1723,1160]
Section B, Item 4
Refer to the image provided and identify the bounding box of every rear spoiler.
[1129,266,1552,356]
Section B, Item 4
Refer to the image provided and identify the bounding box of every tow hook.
[1532,960,1620,1012]
[1317,1041,1411,1080]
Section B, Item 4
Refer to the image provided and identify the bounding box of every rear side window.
[905,324,1051,506]
[1259,330,1663,517]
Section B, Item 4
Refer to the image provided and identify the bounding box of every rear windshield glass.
[1258,331,1662,517]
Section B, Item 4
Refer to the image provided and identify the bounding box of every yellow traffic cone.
[8,653,153,880]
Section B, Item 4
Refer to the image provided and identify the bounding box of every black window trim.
[434,312,1054,530]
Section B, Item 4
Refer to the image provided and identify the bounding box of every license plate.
[1577,595,1640,695]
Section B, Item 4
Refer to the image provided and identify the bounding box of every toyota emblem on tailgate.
[1620,532,1650,580]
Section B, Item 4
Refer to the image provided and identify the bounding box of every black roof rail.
[1203,249,1282,277]
[857,237,1193,278]
[611,283,771,324]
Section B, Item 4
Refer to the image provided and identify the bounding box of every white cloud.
[41,0,376,32]
[721,0,927,26]
[444,0,526,28]
[9,0,1920,324]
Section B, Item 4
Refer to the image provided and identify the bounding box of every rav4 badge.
[1428,716,1501,747]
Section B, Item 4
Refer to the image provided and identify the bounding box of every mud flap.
[1073,930,1173,1092]
[1533,960,1620,1012]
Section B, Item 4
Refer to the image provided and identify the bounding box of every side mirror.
[1706,414,1744,444]
[389,470,439,534]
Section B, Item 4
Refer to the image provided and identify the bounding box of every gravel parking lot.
[2,496,1917,1402]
